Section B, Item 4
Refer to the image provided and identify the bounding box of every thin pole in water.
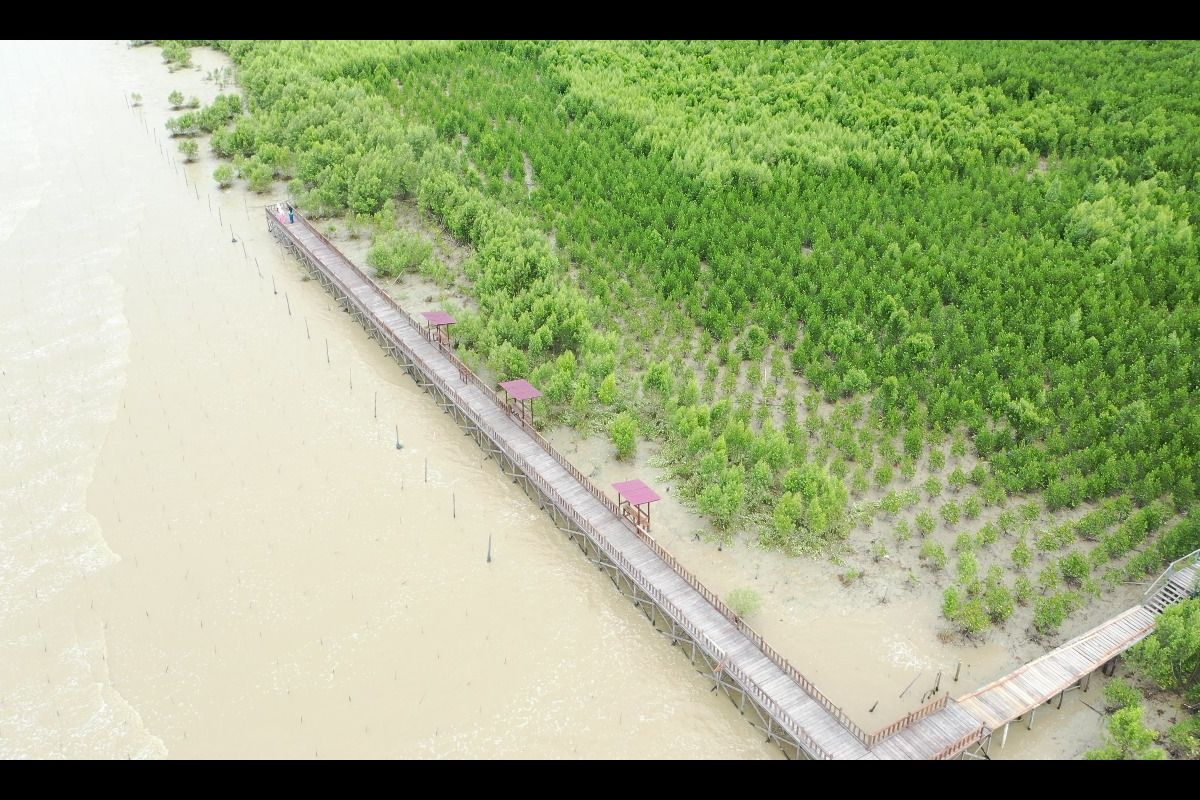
[305,319,310,340]
[272,275,277,295]
[285,293,291,316]
[326,338,330,365]
[374,391,377,419]
[486,535,492,563]
[453,493,456,519]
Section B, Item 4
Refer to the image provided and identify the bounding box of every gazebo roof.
[420,311,456,326]
[612,479,661,506]
[498,379,542,401]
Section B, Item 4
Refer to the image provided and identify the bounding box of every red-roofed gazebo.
[420,310,456,347]
[498,379,542,427]
[613,479,661,532]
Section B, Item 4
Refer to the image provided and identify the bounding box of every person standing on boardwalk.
[287,203,295,224]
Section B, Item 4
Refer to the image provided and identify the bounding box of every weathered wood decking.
[267,207,1198,760]
[957,606,1156,730]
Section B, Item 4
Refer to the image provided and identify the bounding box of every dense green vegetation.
[1086,705,1167,760]
[166,41,1197,645]
[1129,598,1200,702]
[1089,597,1200,760]
[339,40,1199,513]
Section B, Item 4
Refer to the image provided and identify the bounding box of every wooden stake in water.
[395,425,402,450]
[954,661,962,682]
[305,319,310,340]
[424,458,428,483]
[486,535,493,564]
[272,275,277,295]
[285,293,291,316]
[349,367,352,390]
[326,338,330,365]
[453,493,456,519]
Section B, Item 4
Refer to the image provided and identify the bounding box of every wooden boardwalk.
[957,607,1155,729]
[266,207,1198,760]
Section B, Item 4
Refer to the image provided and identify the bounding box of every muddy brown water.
[0,41,778,759]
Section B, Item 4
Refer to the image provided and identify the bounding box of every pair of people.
[274,202,296,224]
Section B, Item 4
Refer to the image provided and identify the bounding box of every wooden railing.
[929,724,989,760]
[863,694,949,746]
[270,209,952,756]
[1142,548,1200,604]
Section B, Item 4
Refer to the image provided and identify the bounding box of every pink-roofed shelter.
[613,479,661,532]
[420,310,456,347]
[498,379,542,427]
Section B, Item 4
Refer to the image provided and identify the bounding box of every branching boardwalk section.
[267,208,1198,760]
[952,559,1197,751]
[880,556,1198,759]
